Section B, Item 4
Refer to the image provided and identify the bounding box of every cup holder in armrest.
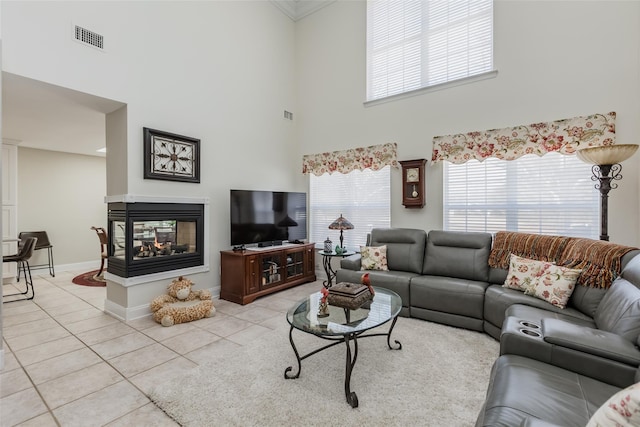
[519,328,542,338]
[519,320,540,329]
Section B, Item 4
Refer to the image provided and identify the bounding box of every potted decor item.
[324,237,333,253]
[318,287,330,317]
[361,272,375,296]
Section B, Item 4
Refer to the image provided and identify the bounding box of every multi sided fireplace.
[107,202,205,277]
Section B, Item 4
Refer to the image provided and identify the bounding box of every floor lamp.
[576,144,638,241]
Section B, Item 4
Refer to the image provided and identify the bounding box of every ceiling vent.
[73,25,104,50]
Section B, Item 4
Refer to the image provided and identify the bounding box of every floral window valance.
[431,112,616,164]
[302,142,399,176]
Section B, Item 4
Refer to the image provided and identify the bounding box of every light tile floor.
[1,270,320,426]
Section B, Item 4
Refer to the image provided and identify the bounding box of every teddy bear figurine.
[150,276,216,327]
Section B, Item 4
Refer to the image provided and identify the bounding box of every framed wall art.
[143,127,200,183]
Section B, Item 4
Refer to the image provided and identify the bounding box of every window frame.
[309,167,391,251]
[365,0,496,104]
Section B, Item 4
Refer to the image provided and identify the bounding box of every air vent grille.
[74,25,104,50]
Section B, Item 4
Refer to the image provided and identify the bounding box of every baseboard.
[104,299,151,322]
[6,261,99,283]
[36,261,100,274]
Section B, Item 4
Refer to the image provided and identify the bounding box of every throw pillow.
[360,245,388,271]
[523,263,581,309]
[503,254,547,292]
[587,382,640,427]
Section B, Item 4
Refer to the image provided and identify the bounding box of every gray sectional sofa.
[335,228,640,427]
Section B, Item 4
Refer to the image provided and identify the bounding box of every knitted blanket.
[488,231,637,288]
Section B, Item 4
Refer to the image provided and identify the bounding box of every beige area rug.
[150,317,499,426]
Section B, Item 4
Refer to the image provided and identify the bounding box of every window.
[310,167,391,250]
[443,153,599,239]
[366,0,493,102]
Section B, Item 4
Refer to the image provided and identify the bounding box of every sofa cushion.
[410,275,489,320]
[503,254,546,291]
[587,381,640,427]
[340,253,361,271]
[422,230,492,281]
[489,267,509,285]
[567,285,608,318]
[477,354,619,427]
[564,249,640,317]
[622,252,640,284]
[484,285,592,332]
[523,263,581,309]
[502,253,581,309]
[369,228,426,274]
[335,267,417,317]
[595,278,640,342]
[360,245,388,271]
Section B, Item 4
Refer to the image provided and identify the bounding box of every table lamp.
[328,214,354,250]
[277,215,298,241]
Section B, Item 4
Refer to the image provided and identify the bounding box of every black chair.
[3,237,38,302]
[17,231,55,279]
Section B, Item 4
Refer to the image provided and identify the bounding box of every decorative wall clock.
[399,159,427,208]
[143,128,200,183]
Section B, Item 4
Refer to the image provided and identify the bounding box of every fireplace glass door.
[107,202,204,277]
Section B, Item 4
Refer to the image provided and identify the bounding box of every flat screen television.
[230,189,307,247]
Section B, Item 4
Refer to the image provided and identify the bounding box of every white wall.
[295,0,640,247]
[17,147,106,268]
[3,0,639,311]
[0,1,4,366]
[1,1,300,307]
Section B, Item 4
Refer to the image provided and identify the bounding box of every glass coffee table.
[284,286,402,408]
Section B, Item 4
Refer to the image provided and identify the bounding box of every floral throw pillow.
[523,263,581,309]
[360,245,388,271]
[587,382,640,427]
[503,254,547,292]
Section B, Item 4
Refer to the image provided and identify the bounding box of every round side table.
[318,249,355,288]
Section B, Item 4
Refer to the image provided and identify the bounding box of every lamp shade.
[277,215,298,227]
[328,214,354,231]
[576,144,639,166]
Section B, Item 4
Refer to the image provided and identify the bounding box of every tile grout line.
[3,272,322,426]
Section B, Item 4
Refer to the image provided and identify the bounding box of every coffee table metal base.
[284,316,402,408]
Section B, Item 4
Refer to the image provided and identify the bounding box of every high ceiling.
[2,1,333,157]
[2,73,125,157]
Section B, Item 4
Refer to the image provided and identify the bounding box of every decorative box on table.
[328,282,373,310]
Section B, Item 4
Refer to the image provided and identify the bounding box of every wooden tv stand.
[220,243,316,305]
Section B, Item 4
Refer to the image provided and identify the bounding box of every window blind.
[310,167,391,250]
[443,153,599,239]
[367,0,493,101]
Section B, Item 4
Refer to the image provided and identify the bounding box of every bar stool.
[3,236,38,302]
[18,231,55,278]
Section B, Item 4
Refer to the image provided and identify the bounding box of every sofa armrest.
[542,318,640,366]
[340,254,361,271]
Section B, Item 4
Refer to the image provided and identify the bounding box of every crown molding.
[270,0,336,21]
[2,138,22,146]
